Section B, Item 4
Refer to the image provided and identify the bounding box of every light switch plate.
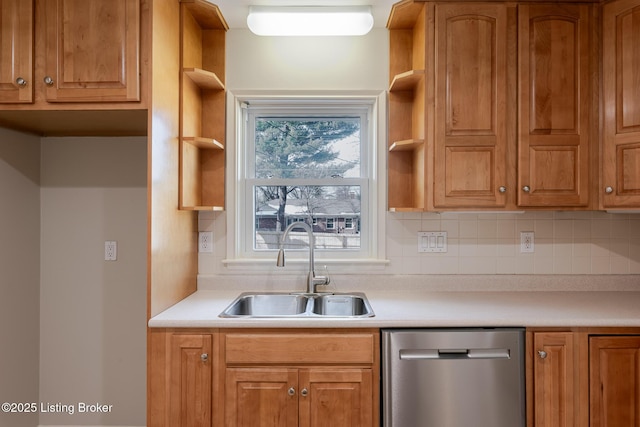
[418,231,447,253]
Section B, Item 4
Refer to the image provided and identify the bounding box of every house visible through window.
[238,98,375,258]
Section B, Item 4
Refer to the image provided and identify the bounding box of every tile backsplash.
[200,211,640,276]
[386,211,640,275]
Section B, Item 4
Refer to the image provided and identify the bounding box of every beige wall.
[38,137,147,426]
[226,28,388,91]
[0,132,147,427]
[0,127,41,427]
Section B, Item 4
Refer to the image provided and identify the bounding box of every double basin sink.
[219,292,374,318]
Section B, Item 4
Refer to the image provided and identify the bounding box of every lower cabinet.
[148,330,214,427]
[225,367,373,427]
[528,329,640,427]
[149,328,379,427]
[590,336,640,427]
[221,329,379,427]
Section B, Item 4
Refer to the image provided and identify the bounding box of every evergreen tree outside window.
[238,98,376,259]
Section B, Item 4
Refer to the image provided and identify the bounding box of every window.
[232,96,381,262]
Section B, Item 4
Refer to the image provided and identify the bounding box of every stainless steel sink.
[311,294,371,316]
[219,292,374,318]
[220,293,310,317]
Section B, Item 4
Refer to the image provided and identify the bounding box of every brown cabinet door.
[169,333,212,427]
[590,336,640,427]
[299,368,373,427]
[532,332,577,427]
[433,3,511,209]
[602,0,640,208]
[518,4,592,208]
[225,368,299,427]
[0,0,33,103]
[43,0,140,102]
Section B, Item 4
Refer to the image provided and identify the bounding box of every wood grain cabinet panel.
[43,0,140,102]
[590,336,640,427]
[602,0,640,208]
[528,330,640,427]
[300,369,373,427]
[531,332,578,427]
[0,0,33,103]
[169,333,213,427]
[221,329,379,427]
[518,4,592,207]
[225,368,299,427]
[433,3,511,209]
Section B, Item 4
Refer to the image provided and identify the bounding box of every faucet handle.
[315,265,331,286]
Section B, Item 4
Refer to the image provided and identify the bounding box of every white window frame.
[326,217,336,230]
[223,91,388,270]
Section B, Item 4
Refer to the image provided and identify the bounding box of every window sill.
[222,257,389,272]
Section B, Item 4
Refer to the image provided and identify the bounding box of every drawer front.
[225,332,376,365]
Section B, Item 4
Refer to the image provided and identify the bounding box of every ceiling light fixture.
[247,5,374,36]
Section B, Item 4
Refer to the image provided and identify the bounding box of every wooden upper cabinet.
[518,4,592,208]
[43,0,140,102]
[602,0,640,208]
[432,3,513,209]
[0,0,33,103]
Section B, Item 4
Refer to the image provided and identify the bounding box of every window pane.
[254,118,361,179]
[254,185,361,250]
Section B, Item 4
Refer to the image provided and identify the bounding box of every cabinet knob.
[605,186,614,194]
[300,388,308,397]
[200,353,208,362]
[499,186,507,193]
[16,77,27,87]
[288,387,296,396]
[522,186,531,193]
[538,350,547,359]
[44,76,54,86]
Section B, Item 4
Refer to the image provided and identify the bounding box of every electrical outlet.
[199,231,213,253]
[520,232,534,253]
[105,241,117,261]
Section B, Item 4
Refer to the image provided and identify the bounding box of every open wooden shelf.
[387,0,428,212]
[179,0,227,211]
[179,138,225,210]
[182,136,224,150]
[389,139,425,152]
[184,68,225,90]
[389,70,425,92]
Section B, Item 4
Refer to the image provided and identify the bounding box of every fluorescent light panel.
[247,5,374,36]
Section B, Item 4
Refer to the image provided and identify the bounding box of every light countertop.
[148,278,640,328]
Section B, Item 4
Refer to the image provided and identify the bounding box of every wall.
[39,137,147,426]
[198,28,640,280]
[0,128,40,427]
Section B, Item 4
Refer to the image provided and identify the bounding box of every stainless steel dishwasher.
[382,328,525,427]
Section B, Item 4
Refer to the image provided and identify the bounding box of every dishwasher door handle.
[399,348,511,360]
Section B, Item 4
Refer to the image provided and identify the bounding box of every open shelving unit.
[179,0,228,210]
[387,0,428,211]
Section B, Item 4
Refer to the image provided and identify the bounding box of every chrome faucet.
[276,221,330,294]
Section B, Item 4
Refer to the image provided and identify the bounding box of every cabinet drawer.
[224,332,375,365]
